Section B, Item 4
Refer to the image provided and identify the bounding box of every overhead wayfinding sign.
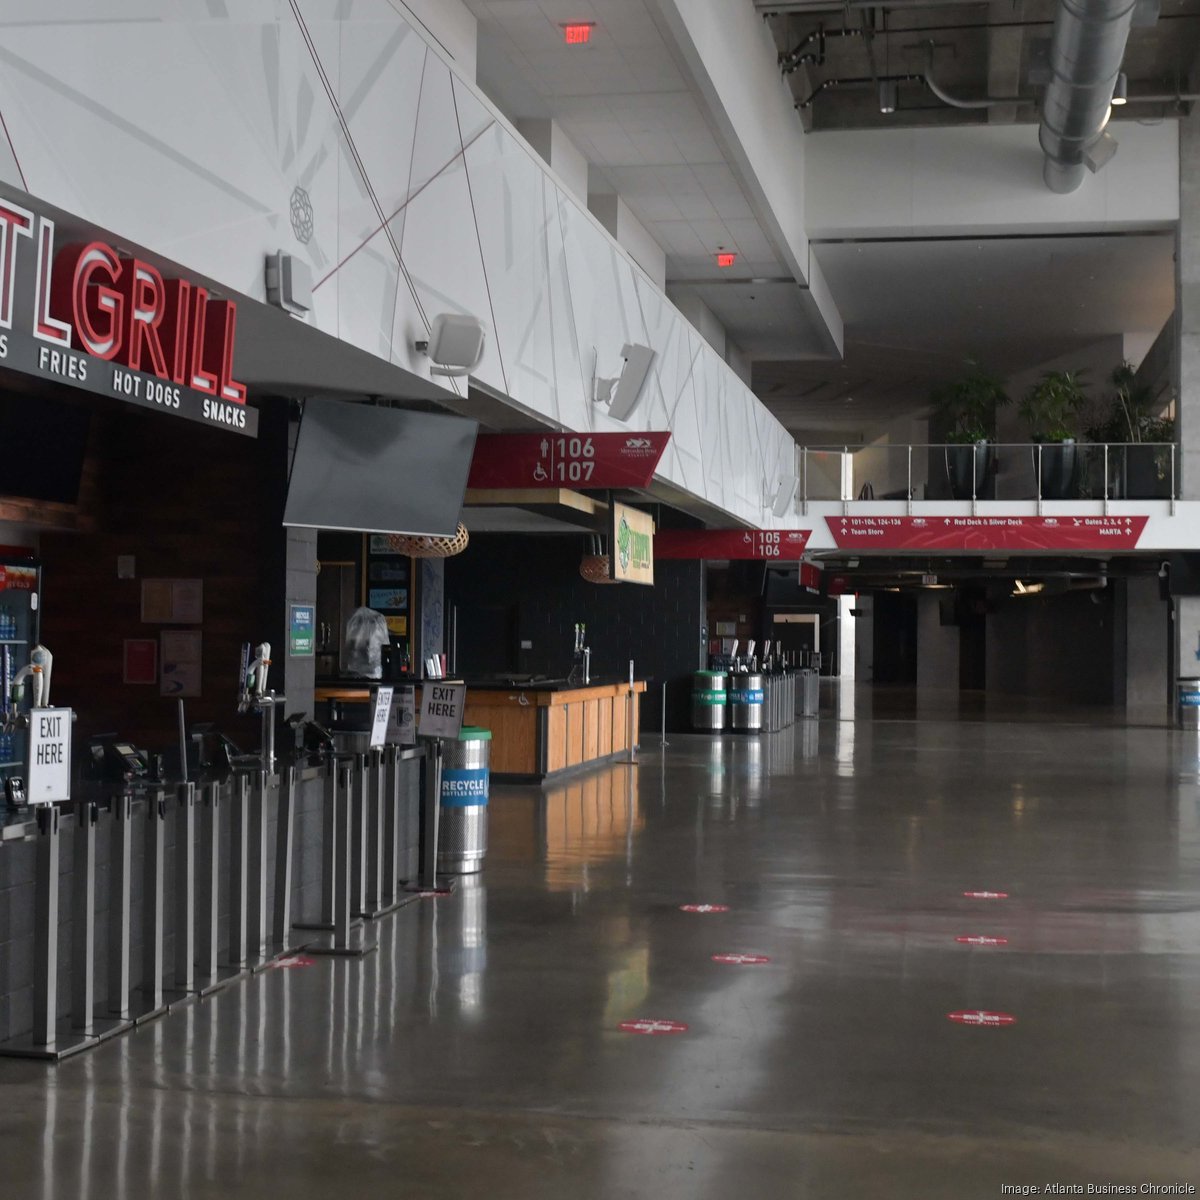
[825,515,1148,552]
[467,432,670,490]
[655,529,812,559]
[0,187,257,437]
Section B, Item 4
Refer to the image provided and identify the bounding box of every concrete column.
[1125,576,1170,724]
[916,592,958,692]
[516,119,589,205]
[1178,113,1200,496]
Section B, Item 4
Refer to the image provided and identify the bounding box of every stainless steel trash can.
[438,727,491,873]
[799,668,819,718]
[1178,681,1200,729]
[692,671,728,731]
[730,673,765,732]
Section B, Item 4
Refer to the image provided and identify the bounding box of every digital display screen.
[114,743,136,757]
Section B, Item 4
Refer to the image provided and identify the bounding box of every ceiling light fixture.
[562,22,595,45]
[879,80,898,114]
[1112,71,1128,105]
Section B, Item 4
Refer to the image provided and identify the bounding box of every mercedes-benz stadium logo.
[290,185,314,244]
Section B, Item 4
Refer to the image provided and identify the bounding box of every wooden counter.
[314,680,646,783]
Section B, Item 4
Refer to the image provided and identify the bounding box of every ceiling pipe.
[1039,0,1137,194]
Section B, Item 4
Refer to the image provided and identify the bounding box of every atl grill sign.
[0,192,255,435]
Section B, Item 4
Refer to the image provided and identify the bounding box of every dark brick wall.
[444,532,706,732]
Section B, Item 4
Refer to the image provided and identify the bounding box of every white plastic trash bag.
[344,606,390,679]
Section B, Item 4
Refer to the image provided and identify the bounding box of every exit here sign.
[419,682,466,739]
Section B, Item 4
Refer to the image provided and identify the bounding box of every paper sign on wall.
[395,686,417,746]
[370,686,394,749]
[27,707,72,804]
[419,682,466,739]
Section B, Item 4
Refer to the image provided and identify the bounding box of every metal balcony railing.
[795,442,1178,514]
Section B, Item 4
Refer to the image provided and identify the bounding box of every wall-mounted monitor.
[283,398,477,537]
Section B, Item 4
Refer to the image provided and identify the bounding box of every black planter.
[1033,439,1078,500]
[944,441,992,500]
[1120,443,1172,499]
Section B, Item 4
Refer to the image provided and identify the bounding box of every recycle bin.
[438,727,491,873]
[692,671,728,731]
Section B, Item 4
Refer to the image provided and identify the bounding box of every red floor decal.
[955,936,1009,946]
[962,891,1009,899]
[271,955,315,969]
[680,904,729,913]
[712,953,771,965]
[947,1010,1016,1027]
[618,1019,689,1035]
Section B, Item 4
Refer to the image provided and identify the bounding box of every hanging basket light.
[374,523,470,559]
[580,553,620,584]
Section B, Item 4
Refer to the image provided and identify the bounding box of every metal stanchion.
[174,782,196,996]
[419,740,443,891]
[351,751,369,917]
[107,792,134,1018]
[247,768,271,965]
[70,799,99,1035]
[660,682,669,748]
[307,759,372,956]
[196,780,239,994]
[272,765,296,951]
[228,772,251,968]
[0,806,95,1060]
[137,787,168,1021]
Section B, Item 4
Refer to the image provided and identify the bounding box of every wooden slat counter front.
[314,680,646,783]
[464,680,646,782]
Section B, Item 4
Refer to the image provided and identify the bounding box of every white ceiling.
[812,232,1175,365]
[465,1,1180,446]
[468,0,787,282]
[754,232,1177,440]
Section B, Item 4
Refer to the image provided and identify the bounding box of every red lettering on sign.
[33,217,70,346]
[187,285,219,396]
[955,935,1009,946]
[963,891,1009,899]
[55,241,124,359]
[711,953,770,965]
[118,258,169,377]
[679,904,729,914]
[0,200,33,329]
[159,278,192,386]
[205,298,246,403]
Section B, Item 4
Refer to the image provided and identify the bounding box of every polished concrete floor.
[2,701,1199,1198]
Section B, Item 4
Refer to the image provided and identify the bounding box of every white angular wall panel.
[400,59,505,393]
[0,0,800,527]
[464,122,560,417]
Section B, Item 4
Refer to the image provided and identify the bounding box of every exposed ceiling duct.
[1039,0,1137,194]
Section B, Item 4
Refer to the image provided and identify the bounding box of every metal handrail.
[794,442,1179,511]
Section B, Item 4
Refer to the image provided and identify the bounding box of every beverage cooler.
[0,558,42,782]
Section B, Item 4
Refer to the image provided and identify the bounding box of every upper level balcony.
[795,442,1178,519]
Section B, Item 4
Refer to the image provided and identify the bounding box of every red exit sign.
[563,23,594,44]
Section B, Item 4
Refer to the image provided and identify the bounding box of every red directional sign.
[712,953,771,965]
[467,431,670,490]
[963,891,1009,899]
[655,529,812,560]
[955,936,1009,946]
[680,904,729,913]
[826,515,1148,552]
[619,1018,689,1035]
[947,1010,1017,1027]
[271,955,315,969]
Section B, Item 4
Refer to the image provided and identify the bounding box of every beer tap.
[4,643,53,732]
[237,641,280,772]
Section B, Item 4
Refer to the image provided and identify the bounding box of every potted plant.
[1085,362,1175,498]
[1019,369,1087,499]
[930,361,1010,500]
